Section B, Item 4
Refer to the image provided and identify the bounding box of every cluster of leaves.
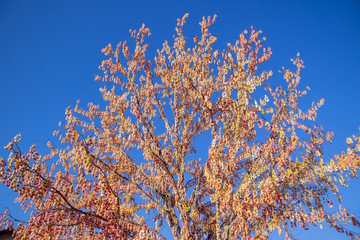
[1,14,360,239]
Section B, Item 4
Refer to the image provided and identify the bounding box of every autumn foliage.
[1,14,360,239]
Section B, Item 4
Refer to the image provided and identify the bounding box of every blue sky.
[1,0,360,239]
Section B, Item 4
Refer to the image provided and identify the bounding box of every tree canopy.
[1,14,360,239]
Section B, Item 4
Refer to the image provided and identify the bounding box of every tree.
[1,14,360,240]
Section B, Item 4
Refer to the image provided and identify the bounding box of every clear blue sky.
[1,0,360,239]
